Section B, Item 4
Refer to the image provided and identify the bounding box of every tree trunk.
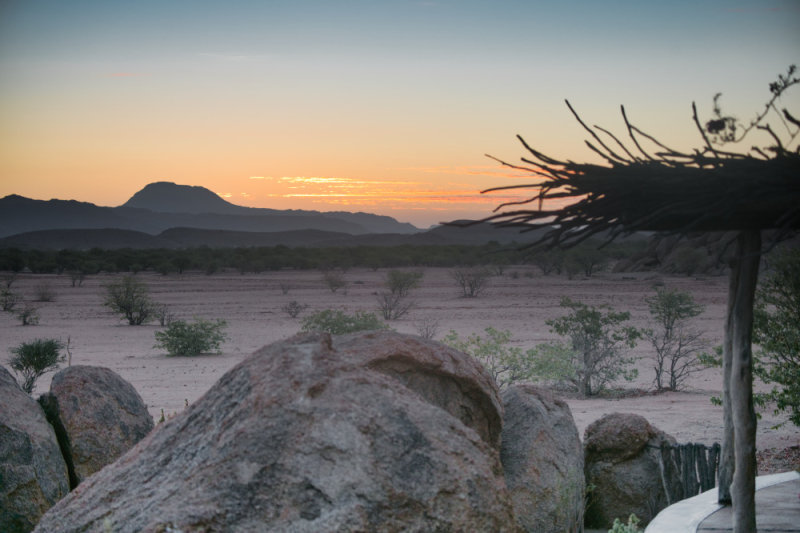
[729,231,761,533]
[718,268,735,504]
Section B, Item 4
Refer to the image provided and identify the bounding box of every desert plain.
[2,266,797,472]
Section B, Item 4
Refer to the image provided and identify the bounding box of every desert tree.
[104,275,157,325]
[533,297,641,396]
[645,287,708,391]
[376,269,423,320]
[475,65,799,530]
[321,270,348,293]
[450,267,491,297]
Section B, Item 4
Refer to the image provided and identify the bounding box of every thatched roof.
[478,101,800,248]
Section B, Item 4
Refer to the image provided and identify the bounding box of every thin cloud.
[103,72,149,77]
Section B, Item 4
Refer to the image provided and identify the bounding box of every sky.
[1,1,798,228]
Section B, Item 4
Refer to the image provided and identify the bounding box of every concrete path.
[646,471,800,533]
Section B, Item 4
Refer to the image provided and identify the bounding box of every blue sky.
[1,0,798,226]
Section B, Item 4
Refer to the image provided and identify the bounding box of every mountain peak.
[121,182,243,214]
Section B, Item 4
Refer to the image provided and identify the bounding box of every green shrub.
[301,309,388,335]
[154,318,228,356]
[609,514,642,533]
[104,275,156,325]
[8,338,65,393]
[753,248,800,426]
[443,327,533,390]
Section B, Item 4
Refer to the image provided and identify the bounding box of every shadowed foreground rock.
[47,365,154,484]
[501,384,584,533]
[34,332,520,532]
[584,412,682,529]
[0,366,69,533]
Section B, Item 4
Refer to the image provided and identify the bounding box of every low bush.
[413,318,440,340]
[1,288,20,312]
[16,304,40,326]
[154,318,228,356]
[8,338,65,393]
[282,300,309,318]
[376,291,413,320]
[443,327,533,390]
[450,267,491,297]
[609,514,642,533]
[301,309,388,335]
[33,282,56,302]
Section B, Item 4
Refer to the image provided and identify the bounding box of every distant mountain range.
[0,182,545,249]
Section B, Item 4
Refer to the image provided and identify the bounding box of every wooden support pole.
[729,230,761,533]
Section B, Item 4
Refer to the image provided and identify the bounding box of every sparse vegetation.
[16,304,40,326]
[8,338,65,393]
[608,514,642,533]
[376,269,423,320]
[301,309,388,335]
[322,270,348,293]
[413,318,440,340]
[1,288,20,312]
[443,327,533,390]
[155,304,176,327]
[104,275,156,325]
[376,291,414,320]
[68,270,86,287]
[450,267,491,297]
[644,287,708,391]
[385,270,423,296]
[33,281,56,302]
[282,300,309,318]
[154,318,228,356]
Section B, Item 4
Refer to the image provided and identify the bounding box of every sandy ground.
[2,267,797,469]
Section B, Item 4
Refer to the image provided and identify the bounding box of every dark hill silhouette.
[0,184,419,238]
[120,182,419,234]
[122,182,245,215]
[0,228,173,250]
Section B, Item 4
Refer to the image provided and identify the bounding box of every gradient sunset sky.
[1,1,798,228]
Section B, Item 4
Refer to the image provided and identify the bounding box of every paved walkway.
[646,471,800,533]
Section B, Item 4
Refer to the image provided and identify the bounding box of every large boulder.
[0,366,69,533]
[583,412,681,529]
[45,365,153,484]
[500,385,584,533]
[34,332,520,532]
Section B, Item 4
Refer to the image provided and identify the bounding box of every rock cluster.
[0,367,69,533]
[1,364,152,533]
[34,332,521,533]
[7,331,688,533]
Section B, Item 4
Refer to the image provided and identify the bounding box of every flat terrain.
[2,267,797,472]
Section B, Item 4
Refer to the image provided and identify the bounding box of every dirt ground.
[2,267,797,473]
